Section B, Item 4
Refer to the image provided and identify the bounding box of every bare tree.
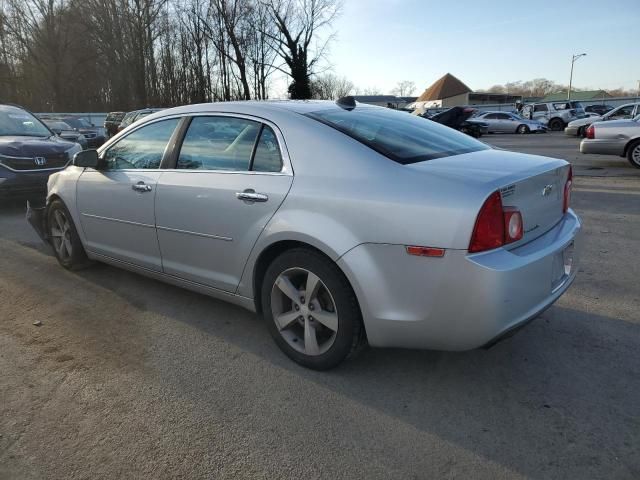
[391,80,415,97]
[310,72,352,99]
[262,0,341,99]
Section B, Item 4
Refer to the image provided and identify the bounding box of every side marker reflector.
[406,246,445,257]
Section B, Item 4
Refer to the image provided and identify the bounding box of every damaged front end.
[26,200,49,243]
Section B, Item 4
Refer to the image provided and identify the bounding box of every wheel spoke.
[274,310,299,331]
[54,210,65,231]
[50,226,63,237]
[63,237,72,257]
[304,317,320,355]
[56,239,66,257]
[312,309,338,332]
[275,275,300,304]
[305,271,321,302]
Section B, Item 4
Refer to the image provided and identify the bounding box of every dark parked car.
[104,111,125,137]
[117,108,164,132]
[42,120,88,149]
[585,104,614,116]
[427,106,489,138]
[44,115,106,148]
[0,104,81,200]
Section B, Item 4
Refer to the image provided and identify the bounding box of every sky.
[273,0,640,97]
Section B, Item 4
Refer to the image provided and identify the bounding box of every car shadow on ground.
[68,258,640,479]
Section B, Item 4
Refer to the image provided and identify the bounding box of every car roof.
[142,100,377,122]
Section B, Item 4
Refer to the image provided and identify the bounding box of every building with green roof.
[542,90,612,102]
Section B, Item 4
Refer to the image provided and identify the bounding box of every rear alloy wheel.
[262,248,363,370]
[627,141,640,169]
[47,200,91,269]
[549,118,564,131]
[517,124,530,134]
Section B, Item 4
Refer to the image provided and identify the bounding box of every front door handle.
[132,182,152,193]
[236,189,268,203]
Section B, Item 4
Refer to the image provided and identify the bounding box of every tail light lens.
[563,165,573,213]
[503,208,523,243]
[586,125,595,139]
[469,191,523,253]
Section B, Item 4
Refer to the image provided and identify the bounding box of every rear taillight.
[563,165,573,213]
[469,191,523,253]
[586,125,595,139]
[503,208,523,243]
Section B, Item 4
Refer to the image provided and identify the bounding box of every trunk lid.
[407,149,570,246]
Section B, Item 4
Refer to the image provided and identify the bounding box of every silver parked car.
[28,100,582,369]
[474,111,547,134]
[580,114,640,168]
[565,103,640,137]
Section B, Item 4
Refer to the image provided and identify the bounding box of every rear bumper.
[338,210,582,350]
[580,138,625,156]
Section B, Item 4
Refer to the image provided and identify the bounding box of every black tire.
[627,140,640,169]
[517,124,530,134]
[549,118,564,131]
[261,248,364,370]
[47,199,91,270]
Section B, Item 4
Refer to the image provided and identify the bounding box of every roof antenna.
[336,96,356,111]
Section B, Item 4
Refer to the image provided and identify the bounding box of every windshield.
[0,107,51,137]
[44,121,73,131]
[305,107,489,164]
[61,117,92,129]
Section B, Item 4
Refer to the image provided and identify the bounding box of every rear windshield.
[305,108,489,164]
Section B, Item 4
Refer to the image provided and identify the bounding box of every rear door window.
[305,107,489,165]
[177,116,261,171]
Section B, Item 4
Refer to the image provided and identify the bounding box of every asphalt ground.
[1,132,639,479]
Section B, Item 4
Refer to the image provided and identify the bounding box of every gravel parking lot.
[1,132,639,479]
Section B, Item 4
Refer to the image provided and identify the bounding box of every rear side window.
[252,126,283,172]
[177,116,261,171]
[534,104,548,112]
[305,108,488,164]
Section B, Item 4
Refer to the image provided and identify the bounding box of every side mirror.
[73,149,99,168]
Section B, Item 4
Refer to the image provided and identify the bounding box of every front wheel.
[517,124,530,134]
[47,200,91,269]
[262,248,364,370]
[627,140,640,169]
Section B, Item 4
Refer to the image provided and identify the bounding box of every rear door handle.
[132,182,152,193]
[236,189,268,203]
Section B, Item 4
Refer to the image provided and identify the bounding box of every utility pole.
[568,53,587,100]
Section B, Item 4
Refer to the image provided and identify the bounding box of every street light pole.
[568,53,587,101]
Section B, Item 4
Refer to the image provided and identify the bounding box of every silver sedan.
[580,115,640,168]
[29,100,581,369]
[474,111,547,134]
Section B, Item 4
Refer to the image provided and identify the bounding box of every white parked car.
[565,103,640,137]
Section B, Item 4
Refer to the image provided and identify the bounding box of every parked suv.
[0,104,81,200]
[521,101,585,131]
[117,108,164,133]
[104,111,125,137]
[565,103,640,137]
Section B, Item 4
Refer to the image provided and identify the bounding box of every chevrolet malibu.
[29,99,581,369]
